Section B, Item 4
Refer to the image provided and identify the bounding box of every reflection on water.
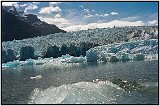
[2,60,158,104]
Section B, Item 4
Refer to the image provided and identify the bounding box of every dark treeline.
[2,42,100,63]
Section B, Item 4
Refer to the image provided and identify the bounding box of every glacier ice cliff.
[2,26,158,64]
[20,46,37,61]
[2,26,157,58]
[2,49,17,63]
[86,39,158,62]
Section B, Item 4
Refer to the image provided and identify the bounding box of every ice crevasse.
[86,39,158,62]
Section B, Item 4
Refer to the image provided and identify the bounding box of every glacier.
[2,26,158,67]
[2,39,158,68]
[86,39,158,62]
[2,26,158,58]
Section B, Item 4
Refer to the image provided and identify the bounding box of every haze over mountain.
[2,6,66,41]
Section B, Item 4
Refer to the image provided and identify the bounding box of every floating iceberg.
[2,54,87,68]
[133,53,145,61]
[117,53,131,61]
[23,59,35,66]
[2,60,20,68]
[2,59,35,68]
[86,39,158,62]
[70,56,86,63]
[109,55,119,62]
[28,79,158,104]
[28,80,124,104]
[30,75,42,80]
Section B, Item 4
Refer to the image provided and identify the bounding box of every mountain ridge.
[2,6,66,41]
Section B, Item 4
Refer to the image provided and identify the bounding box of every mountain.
[21,14,66,36]
[2,6,66,41]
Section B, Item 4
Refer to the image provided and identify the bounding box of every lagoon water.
[2,60,158,104]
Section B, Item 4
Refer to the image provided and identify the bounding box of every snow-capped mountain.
[2,6,66,41]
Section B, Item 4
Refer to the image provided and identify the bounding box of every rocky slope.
[2,6,66,41]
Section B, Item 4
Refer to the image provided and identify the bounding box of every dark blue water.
[2,60,158,104]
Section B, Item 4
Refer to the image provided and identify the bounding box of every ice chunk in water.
[133,53,144,61]
[70,56,86,63]
[116,52,131,61]
[42,54,86,67]
[28,81,124,104]
[3,60,20,67]
[23,59,35,66]
[30,75,42,80]
[109,54,119,62]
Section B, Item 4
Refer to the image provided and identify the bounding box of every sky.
[2,2,158,32]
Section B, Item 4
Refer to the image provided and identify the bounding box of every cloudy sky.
[2,2,158,32]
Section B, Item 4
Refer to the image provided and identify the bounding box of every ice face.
[28,81,124,104]
[86,49,98,62]
[20,46,37,61]
[2,39,158,68]
[43,46,61,58]
[86,39,158,62]
[2,38,158,68]
[2,50,8,63]
[2,26,157,58]
[2,49,17,63]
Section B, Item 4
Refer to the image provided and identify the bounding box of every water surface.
[2,60,158,104]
